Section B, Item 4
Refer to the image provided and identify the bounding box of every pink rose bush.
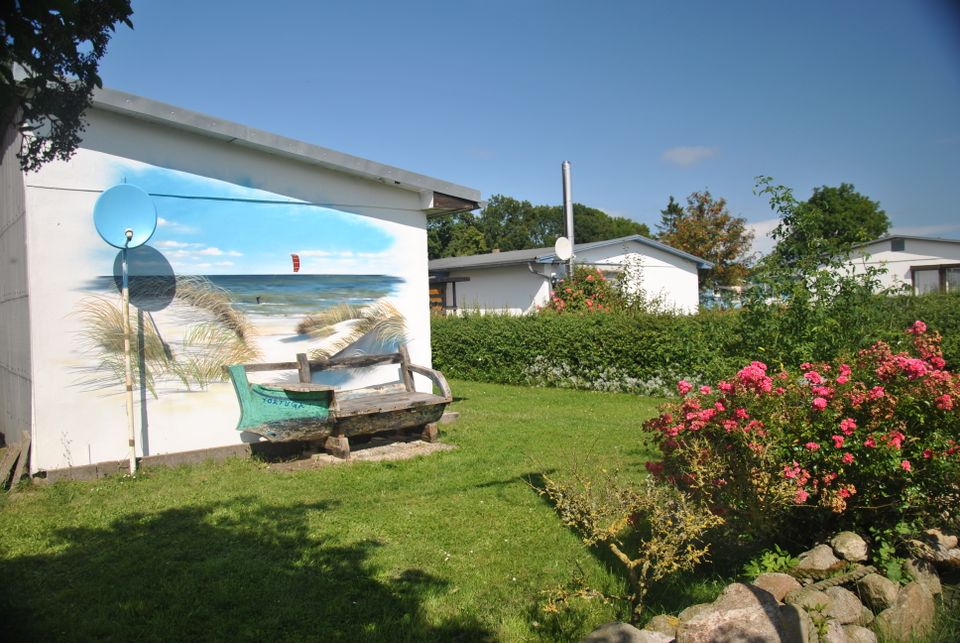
[643,322,960,537]
[543,266,616,314]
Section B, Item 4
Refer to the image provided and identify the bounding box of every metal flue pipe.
[562,161,574,277]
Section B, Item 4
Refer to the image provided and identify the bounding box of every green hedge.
[431,293,960,395]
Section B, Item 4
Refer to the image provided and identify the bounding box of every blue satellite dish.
[93,184,157,249]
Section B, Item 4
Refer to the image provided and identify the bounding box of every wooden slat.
[335,391,446,418]
[0,444,20,490]
[398,345,415,392]
[243,361,299,373]
[311,352,403,371]
[296,353,311,383]
[8,431,30,493]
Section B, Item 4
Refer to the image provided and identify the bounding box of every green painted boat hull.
[227,365,333,440]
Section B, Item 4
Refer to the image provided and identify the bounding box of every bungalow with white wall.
[846,235,960,294]
[0,87,480,476]
[428,235,712,314]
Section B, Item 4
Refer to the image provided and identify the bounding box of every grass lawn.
[0,381,703,642]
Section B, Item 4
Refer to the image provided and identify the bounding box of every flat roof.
[91,87,481,213]
[852,234,960,249]
[429,235,713,271]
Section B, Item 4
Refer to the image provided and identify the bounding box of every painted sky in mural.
[93,159,398,276]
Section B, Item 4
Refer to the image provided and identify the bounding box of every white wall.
[23,106,440,472]
[577,242,701,313]
[446,265,551,314]
[0,124,32,451]
[848,238,960,292]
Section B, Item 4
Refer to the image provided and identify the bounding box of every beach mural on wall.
[73,159,409,398]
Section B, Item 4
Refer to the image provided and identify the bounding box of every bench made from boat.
[227,346,452,458]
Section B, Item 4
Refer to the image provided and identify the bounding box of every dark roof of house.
[90,87,481,215]
[429,235,713,271]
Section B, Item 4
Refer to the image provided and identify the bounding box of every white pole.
[562,161,575,277]
[122,229,136,475]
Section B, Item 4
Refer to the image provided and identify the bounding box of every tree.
[767,182,889,268]
[657,191,754,289]
[1,0,134,172]
[655,196,684,237]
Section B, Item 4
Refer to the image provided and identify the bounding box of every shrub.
[643,321,960,543]
[543,266,620,313]
[537,471,723,623]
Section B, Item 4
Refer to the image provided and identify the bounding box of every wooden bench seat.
[227,345,452,458]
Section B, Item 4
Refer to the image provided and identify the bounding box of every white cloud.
[745,218,780,257]
[198,247,224,256]
[155,240,199,249]
[156,217,198,234]
[215,261,234,267]
[662,146,719,167]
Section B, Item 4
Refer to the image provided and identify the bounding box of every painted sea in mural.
[87,273,403,316]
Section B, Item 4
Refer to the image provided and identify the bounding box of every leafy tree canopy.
[656,191,754,289]
[765,180,889,268]
[428,194,651,260]
[1,0,133,171]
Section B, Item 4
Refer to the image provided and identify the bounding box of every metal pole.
[122,229,136,475]
[562,161,575,277]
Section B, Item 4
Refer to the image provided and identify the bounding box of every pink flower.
[734,408,749,420]
[842,453,855,464]
[700,385,713,395]
[645,461,664,476]
[804,371,824,385]
[783,461,801,479]
[863,437,877,448]
[887,431,905,449]
[832,435,845,449]
[909,320,927,335]
[839,418,857,435]
[901,459,912,472]
[923,449,933,459]
[718,381,733,393]
[677,380,693,395]
[812,397,828,411]
[586,274,595,282]
[774,387,786,395]
[868,386,885,399]
[936,394,953,411]
[812,386,834,398]
[714,401,726,412]
[805,442,821,451]
[795,489,810,503]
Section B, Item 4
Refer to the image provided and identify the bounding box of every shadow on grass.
[0,497,493,642]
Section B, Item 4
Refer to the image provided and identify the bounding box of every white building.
[429,235,712,314]
[847,235,960,294]
[0,88,480,476]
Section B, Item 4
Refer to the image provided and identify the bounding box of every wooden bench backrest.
[240,346,415,392]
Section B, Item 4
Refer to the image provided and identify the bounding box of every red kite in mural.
[291,254,300,272]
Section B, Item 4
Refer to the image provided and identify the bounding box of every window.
[891,238,905,252]
[912,264,960,294]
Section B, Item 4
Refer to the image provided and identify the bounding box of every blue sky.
[94,161,396,274]
[97,0,960,255]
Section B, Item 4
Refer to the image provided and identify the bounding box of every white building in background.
[847,235,960,294]
[428,235,712,315]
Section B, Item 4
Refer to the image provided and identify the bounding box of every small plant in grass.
[741,544,799,579]
[644,321,960,544]
[868,521,917,584]
[536,470,723,623]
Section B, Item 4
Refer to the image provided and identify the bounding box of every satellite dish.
[93,184,157,249]
[554,236,572,261]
